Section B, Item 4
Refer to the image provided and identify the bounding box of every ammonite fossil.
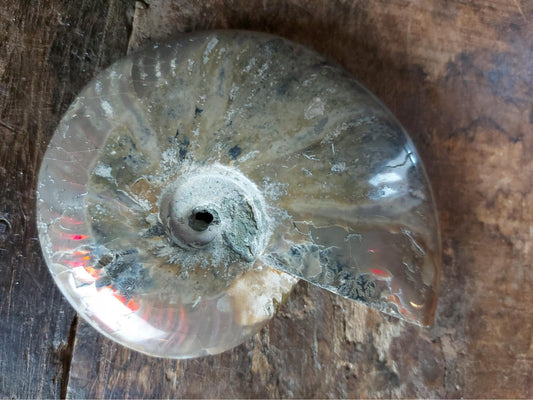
[37,30,441,358]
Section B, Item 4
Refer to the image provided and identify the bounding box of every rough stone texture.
[1,0,532,398]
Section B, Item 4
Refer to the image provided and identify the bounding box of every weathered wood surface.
[1,0,532,398]
[0,1,132,398]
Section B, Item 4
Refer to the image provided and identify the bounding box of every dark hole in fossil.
[189,210,215,232]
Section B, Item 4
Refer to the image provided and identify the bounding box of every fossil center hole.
[189,209,216,232]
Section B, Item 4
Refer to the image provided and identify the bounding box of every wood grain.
[0,1,133,398]
[1,0,532,398]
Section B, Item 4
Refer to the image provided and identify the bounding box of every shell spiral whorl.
[159,164,270,263]
[37,30,441,358]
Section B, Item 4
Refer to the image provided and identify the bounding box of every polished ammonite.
[37,30,441,358]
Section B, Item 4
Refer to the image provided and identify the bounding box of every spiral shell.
[37,30,440,358]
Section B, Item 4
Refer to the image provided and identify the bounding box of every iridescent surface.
[37,30,441,358]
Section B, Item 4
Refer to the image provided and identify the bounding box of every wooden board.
[1,0,532,398]
[0,1,132,398]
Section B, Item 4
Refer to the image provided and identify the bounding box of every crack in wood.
[0,120,20,134]
[60,314,78,400]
